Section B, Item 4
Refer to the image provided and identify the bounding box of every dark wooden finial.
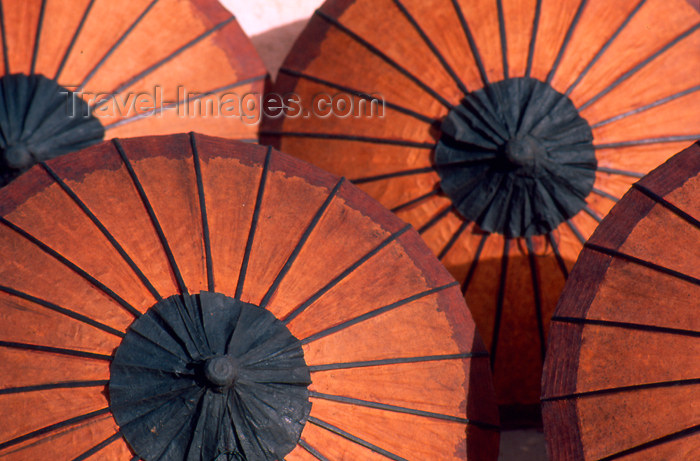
[435,77,596,237]
[110,291,312,461]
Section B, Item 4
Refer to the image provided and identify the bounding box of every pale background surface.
[220,0,548,459]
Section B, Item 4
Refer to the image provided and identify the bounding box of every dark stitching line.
[77,0,160,91]
[0,217,141,318]
[282,225,412,324]
[579,22,700,111]
[236,146,271,299]
[40,162,162,301]
[190,133,214,292]
[0,284,124,337]
[113,139,188,295]
[260,178,345,309]
[314,9,453,109]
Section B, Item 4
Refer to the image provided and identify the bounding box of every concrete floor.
[220,2,549,459]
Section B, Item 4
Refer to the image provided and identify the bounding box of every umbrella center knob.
[111,293,312,460]
[503,135,543,167]
[204,355,239,388]
[434,77,596,237]
[2,144,34,170]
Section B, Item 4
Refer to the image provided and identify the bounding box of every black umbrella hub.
[110,291,312,461]
[204,355,240,388]
[435,77,596,238]
[0,74,104,187]
[503,134,544,168]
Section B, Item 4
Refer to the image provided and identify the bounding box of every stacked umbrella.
[0,0,699,459]
[542,142,700,460]
[0,0,266,186]
[261,0,700,422]
[0,134,499,460]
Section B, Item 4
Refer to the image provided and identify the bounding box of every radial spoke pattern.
[0,0,265,183]
[0,135,499,459]
[263,0,700,415]
[542,142,700,460]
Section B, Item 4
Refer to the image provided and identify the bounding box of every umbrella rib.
[350,167,435,185]
[314,9,454,110]
[490,238,510,368]
[565,0,646,96]
[282,224,412,324]
[308,353,489,372]
[70,431,122,461]
[546,0,588,84]
[0,341,113,361]
[0,217,141,318]
[277,68,437,124]
[496,0,509,78]
[54,0,98,80]
[525,237,546,361]
[450,0,489,86]
[391,189,440,213]
[298,439,330,461]
[461,233,489,294]
[307,416,408,461]
[585,243,700,286]
[190,133,214,292]
[0,284,124,337]
[301,281,459,344]
[0,380,109,396]
[110,385,201,420]
[103,74,267,131]
[633,184,700,229]
[595,134,700,150]
[91,16,235,109]
[525,0,543,77]
[598,425,700,461]
[145,303,201,362]
[578,22,700,111]
[113,139,188,295]
[591,187,620,203]
[0,2,8,73]
[258,131,436,149]
[259,178,345,309]
[543,378,700,402]
[582,205,603,223]
[596,166,644,179]
[310,391,499,430]
[29,0,47,75]
[40,162,162,301]
[418,205,454,234]
[437,219,470,260]
[236,146,271,299]
[0,407,110,452]
[392,0,469,95]
[565,219,587,245]
[591,85,700,129]
[77,0,160,92]
[547,232,569,279]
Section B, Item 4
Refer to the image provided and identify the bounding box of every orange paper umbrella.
[0,0,266,186]
[0,134,499,460]
[541,142,700,460]
[261,0,700,421]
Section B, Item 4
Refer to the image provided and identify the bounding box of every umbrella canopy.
[260,0,700,421]
[0,134,499,460]
[541,141,700,460]
[0,0,266,186]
